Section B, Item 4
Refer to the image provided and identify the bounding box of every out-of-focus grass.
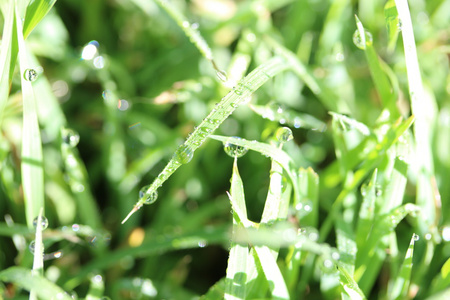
[1,0,449,299]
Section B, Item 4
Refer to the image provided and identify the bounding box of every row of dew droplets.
[29,215,49,255]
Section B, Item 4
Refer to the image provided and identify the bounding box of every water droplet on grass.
[299,227,319,242]
[276,127,293,143]
[139,185,158,204]
[33,215,49,230]
[352,29,373,49]
[224,137,248,158]
[62,128,80,147]
[173,145,194,164]
[24,69,38,81]
[72,224,80,232]
[413,233,419,241]
[295,200,313,218]
[216,69,228,82]
[442,226,450,242]
[29,240,36,254]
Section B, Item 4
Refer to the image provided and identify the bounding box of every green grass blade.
[355,169,378,249]
[388,233,417,300]
[16,4,45,228]
[23,0,57,39]
[122,56,290,223]
[297,167,319,227]
[0,1,14,126]
[429,257,450,295]
[254,246,290,300]
[225,159,248,300]
[395,0,438,233]
[338,262,367,300]
[250,103,327,131]
[0,266,72,300]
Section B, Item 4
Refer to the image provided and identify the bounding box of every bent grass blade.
[122,56,289,224]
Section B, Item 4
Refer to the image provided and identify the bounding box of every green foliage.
[1,0,449,299]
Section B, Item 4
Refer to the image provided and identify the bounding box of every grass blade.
[0,267,71,300]
[16,3,44,228]
[0,1,14,126]
[225,159,248,300]
[23,0,57,39]
[388,233,418,300]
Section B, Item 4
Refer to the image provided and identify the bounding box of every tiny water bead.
[29,240,36,254]
[173,145,194,164]
[62,128,80,148]
[276,127,293,143]
[413,233,420,241]
[23,68,38,82]
[216,69,228,82]
[223,138,248,158]
[139,185,158,205]
[353,29,373,50]
[33,215,49,230]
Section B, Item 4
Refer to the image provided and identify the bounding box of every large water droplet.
[276,127,293,143]
[352,29,373,50]
[413,233,419,241]
[24,69,38,82]
[441,226,450,242]
[173,145,194,164]
[139,185,158,204]
[33,215,49,230]
[62,128,80,148]
[224,137,248,158]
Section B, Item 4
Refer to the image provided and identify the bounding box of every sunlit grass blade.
[388,233,417,300]
[85,273,105,300]
[297,167,319,227]
[30,208,45,300]
[0,1,14,126]
[225,159,248,300]
[338,263,367,300]
[254,246,290,300]
[395,0,438,233]
[122,56,290,223]
[0,266,72,300]
[16,4,44,228]
[355,169,377,249]
[355,203,420,283]
[250,103,327,131]
[23,0,57,39]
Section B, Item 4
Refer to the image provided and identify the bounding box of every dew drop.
[299,227,319,242]
[276,127,293,143]
[216,69,228,82]
[413,233,419,241]
[62,128,80,148]
[223,137,248,158]
[198,240,207,248]
[24,69,38,82]
[173,145,194,164]
[322,259,334,271]
[33,215,49,230]
[182,21,189,28]
[352,29,373,50]
[331,250,340,260]
[72,224,80,232]
[139,185,158,204]
[29,240,36,254]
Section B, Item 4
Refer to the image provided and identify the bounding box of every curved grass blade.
[250,103,327,131]
[0,1,14,126]
[338,262,367,300]
[16,4,44,228]
[0,266,72,300]
[388,233,418,300]
[23,0,57,39]
[122,56,289,223]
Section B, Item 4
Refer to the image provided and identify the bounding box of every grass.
[0,0,449,299]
